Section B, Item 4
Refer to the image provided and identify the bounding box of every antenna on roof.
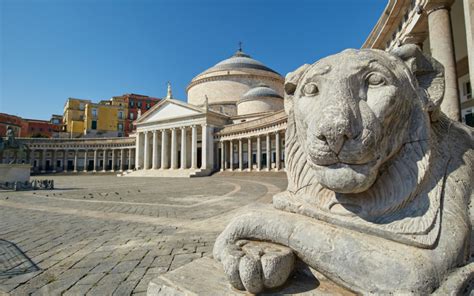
[238,41,243,52]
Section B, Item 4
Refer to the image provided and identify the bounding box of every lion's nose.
[314,120,353,154]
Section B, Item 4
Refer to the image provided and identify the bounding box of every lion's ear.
[391,44,445,121]
[284,64,310,115]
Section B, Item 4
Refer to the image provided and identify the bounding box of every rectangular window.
[118,111,123,119]
[130,101,135,107]
[118,123,123,131]
[79,103,85,110]
[137,101,142,108]
[92,108,97,117]
[130,113,134,120]
[146,103,151,109]
[91,120,97,130]
[466,81,472,99]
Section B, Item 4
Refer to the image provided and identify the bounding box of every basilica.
[129,48,287,177]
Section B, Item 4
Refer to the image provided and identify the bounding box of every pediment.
[138,99,204,124]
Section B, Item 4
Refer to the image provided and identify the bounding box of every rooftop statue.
[0,126,29,164]
[213,45,473,294]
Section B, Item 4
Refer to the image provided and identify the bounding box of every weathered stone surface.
[213,45,474,294]
[147,257,354,296]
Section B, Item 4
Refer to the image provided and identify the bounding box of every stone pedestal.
[0,164,31,183]
[147,257,354,296]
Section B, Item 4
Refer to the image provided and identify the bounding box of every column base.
[73,170,78,173]
[52,170,56,173]
[93,170,97,173]
[41,170,46,173]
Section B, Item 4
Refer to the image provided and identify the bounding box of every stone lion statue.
[213,45,473,294]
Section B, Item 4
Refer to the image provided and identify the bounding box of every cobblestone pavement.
[0,174,287,295]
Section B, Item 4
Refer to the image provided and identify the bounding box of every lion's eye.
[367,73,386,87]
[303,83,319,96]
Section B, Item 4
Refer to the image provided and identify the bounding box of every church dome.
[242,84,283,100]
[237,84,284,116]
[200,51,280,75]
[186,49,284,115]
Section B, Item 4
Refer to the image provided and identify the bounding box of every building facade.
[63,94,161,138]
[363,0,473,126]
[129,49,288,177]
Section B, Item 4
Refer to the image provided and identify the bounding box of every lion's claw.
[222,240,295,293]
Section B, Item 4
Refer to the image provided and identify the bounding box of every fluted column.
[220,141,225,171]
[128,148,133,171]
[143,131,150,170]
[161,129,169,169]
[110,149,115,172]
[63,150,68,172]
[248,138,252,171]
[266,133,271,171]
[191,125,197,169]
[73,150,78,172]
[171,128,178,169]
[180,127,187,169]
[201,124,208,170]
[52,150,57,173]
[428,4,460,121]
[120,149,125,172]
[102,149,107,172]
[229,140,233,171]
[83,150,88,172]
[257,136,261,171]
[93,150,98,172]
[275,132,281,171]
[135,132,142,170]
[152,131,159,169]
[238,139,243,171]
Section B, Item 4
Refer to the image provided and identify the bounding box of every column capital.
[152,130,157,134]
[180,126,187,131]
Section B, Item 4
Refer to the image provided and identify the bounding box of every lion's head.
[284,45,444,194]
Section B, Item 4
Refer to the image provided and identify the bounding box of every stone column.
[128,148,133,171]
[41,149,46,173]
[220,141,225,171]
[266,134,271,171]
[29,149,35,168]
[152,130,159,169]
[52,150,57,173]
[161,129,169,169]
[428,4,460,121]
[143,131,150,170]
[120,149,125,172]
[63,150,68,172]
[180,127,187,169]
[93,150,98,172]
[275,132,281,171]
[248,138,252,172]
[110,149,115,172]
[229,140,233,171]
[171,128,178,169]
[257,136,261,171]
[238,139,243,171]
[102,149,107,172]
[73,150,78,172]
[464,0,474,102]
[201,124,208,170]
[83,150,88,172]
[191,125,197,169]
[135,132,142,170]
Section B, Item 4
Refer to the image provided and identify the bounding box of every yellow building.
[63,97,127,138]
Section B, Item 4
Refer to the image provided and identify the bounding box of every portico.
[131,98,228,177]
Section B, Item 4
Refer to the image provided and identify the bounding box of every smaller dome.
[242,84,283,101]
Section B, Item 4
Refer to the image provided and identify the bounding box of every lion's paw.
[221,240,295,293]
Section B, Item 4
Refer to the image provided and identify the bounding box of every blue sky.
[0,0,386,120]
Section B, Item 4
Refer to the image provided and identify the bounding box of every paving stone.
[0,175,287,295]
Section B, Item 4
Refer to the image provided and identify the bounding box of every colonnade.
[219,130,284,171]
[16,148,136,173]
[135,124,211,171]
